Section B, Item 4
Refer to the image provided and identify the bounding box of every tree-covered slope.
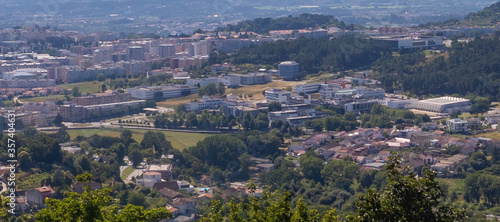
[215,13,351,34]
[372,34,500,101]
[463,1,500,26]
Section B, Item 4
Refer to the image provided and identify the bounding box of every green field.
[67,128,212,150]
[121,166,135,180]
[437,178,465,201]
[20,95,65,103]
[59,81,103,95]
[477,131,500,140]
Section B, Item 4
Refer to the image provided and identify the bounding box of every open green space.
[120,166,135,180]
[20,95,65,103]
[67,128,212,150]
[59,81,103,95]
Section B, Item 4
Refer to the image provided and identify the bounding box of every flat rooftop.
[419,97,470,105]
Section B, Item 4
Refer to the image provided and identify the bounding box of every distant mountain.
[463,1,500,26]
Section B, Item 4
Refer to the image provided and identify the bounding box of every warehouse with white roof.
[411,96,471,113]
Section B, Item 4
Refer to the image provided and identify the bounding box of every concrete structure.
[127,85,196,100]
[372,35,444,50]
[48,66,126,83]
[185,96,222,111]
[26,186,55,207]
[265,88,292,103]
[279,61,300,80]
[412,97,471,113]
[0,79,55,88]
[378,98,418,109]
[141,172,162,188]
[446,118,469,133]
[186,77,219,87]
[59,100,145,122]
[294,83,321,94]
[127,46,145,61]
[158,44,176,58]
[145,164,172,180]
[222,106,264,118]
[344,100,380,114]
[72,92,131,106]
[231,73,271,85]
[219,75,241,88]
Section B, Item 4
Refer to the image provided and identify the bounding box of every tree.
[35,173,172,222]
[217,82,225,95]
[348,157,467,222]
[55,126,70,143]
[120,129,133,140]
[97,73,106,82]
[71,86,80,97]
[18,151,32,171]
[53,113,63,126]
[22,126,37,137]
[268,101,282,112]
[101,83,107,92]
[299,151,324,182]
[128,149,143,167]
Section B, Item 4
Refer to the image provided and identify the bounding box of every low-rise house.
[72,181,102,194]
[26,186,56,207]
[159,188,185,200]
[177,181,194,193]
[153,181,179,191]
[171,198,197,215]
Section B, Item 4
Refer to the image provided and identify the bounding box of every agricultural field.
[67,128,212,150]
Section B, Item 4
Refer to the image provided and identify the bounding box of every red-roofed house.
[26,186,56,207]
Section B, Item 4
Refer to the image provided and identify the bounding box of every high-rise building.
[279,61,300,81]
[126,46,145,61]
[158,44,176,58]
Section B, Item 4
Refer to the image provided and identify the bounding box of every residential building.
[145,164,172,180]
[127,46,145,61]
[72,92,131,106]
[59,100,145,122]
[447,118,469,133]
[26,186,55,207]
[140,172,162,188]
[158,44,176,58]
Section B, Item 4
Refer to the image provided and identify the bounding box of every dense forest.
[214,13,351,34]
[372,33,500,101]
[215,37,391,77]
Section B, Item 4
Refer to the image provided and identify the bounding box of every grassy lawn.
[226,81,300,100]
[67,128,211,150]
[156,81,301,108]
[20,95,65,103]
[156,94,199,108]
[59,81,103,95]
[477,131,500,140]
[121,166,135,180]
